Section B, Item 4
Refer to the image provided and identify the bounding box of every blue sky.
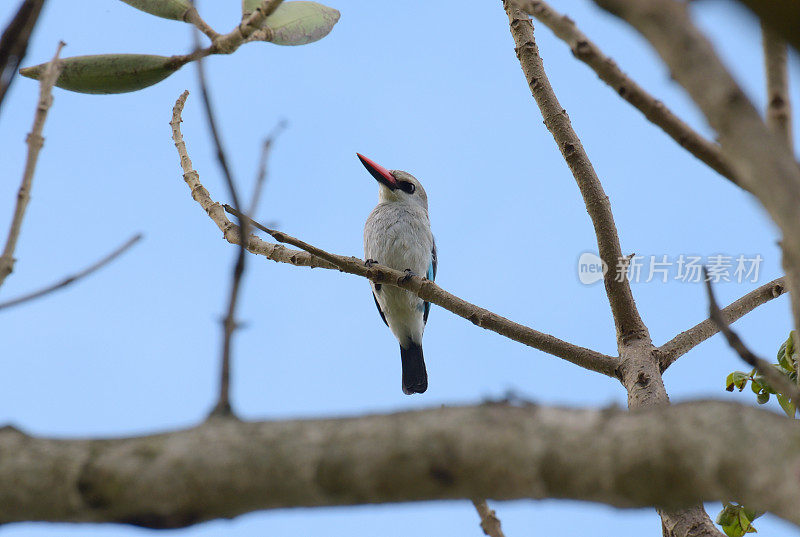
[1,0,798,535]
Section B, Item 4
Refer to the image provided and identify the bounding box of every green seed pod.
[118,0,193,21]
[20,54,185,94]
[245,1,340,46]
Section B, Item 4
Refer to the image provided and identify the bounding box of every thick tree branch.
[503,2,648,346]
[0,41,62,289]
[1,401,798,528]
[761,23,793,149]
[513,0,739,187]
[169,91,618,377]
[704,276,800,404]
[658,277,786,371]
[592,0,800,362]
[0,234,141,311]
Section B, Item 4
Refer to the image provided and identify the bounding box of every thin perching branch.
[761,22,793,149]
[0,40,63,289]
[472,499,506,537]
[0,234,142,311]
[704,272,800,405]
[658,277,786,371]
[503,2,648,344]
[169,90,618,377]
[513,0,740,188]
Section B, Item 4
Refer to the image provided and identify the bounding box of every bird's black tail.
[400,341,428,395]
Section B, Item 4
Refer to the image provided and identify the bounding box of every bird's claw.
[365,258,378,268]
[402,269,417,282]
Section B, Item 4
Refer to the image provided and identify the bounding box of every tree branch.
[704,275,800,404]
[0,0,46,114]
[592,0,800,363]
[512,0,740,187]
[0,41,63,289]
[503,2,648,345]
[658,277,786,371]
[1,401,798,528]
[0,234,141,311]
[192,23,245,417]
[733,0,800,56]
[169,91,618,377]
[472,499,506,537]
[761,23,793,149]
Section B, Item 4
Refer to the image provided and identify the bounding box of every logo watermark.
[577,253,764,285]
[577,252,607,285]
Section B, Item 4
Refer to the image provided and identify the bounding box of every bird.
[359,153,437,395]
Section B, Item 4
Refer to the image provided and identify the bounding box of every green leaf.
[118,0,193,20]
[756,391,769,404]
[737,508,756,534]
[776,393,796,418]
[258,1,340,46]
[20,54,185,94]
[717,504,737,526]
[718,503,760,536]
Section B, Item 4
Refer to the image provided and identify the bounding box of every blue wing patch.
[423,240,437,324]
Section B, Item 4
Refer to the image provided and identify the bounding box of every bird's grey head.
[357,153,428,210]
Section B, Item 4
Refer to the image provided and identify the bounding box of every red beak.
[357,153,397,190]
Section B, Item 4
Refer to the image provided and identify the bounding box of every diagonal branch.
[192,23,245,417]
[0,0,46,114]
[0,234,141,311]
[503,2,648,346]
[704,275,800,404]
[0,40,63,289]
[169,91,618,377]
[513,0,740,187]
[472,499,506,537]
[591,0,800,360]
[2,401,799,528]
[761,23,793,149]
[658,277,786,371]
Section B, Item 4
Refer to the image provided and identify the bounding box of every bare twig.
[192,26,246,418]
[249,120,286,217]
[513,0,739,188]
[503,3,648,345]
[472,499,506,537]
[658,277,786,371]
[704,272,800,405]
[0,0,46,113]
[761,22,793,149]
[0,234,142,311]
[168,90,618,376]
[184,7,220,41]
[0,41,63,289]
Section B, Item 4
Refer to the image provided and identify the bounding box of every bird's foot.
[402,269,417,282]
[365,258,379,268]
